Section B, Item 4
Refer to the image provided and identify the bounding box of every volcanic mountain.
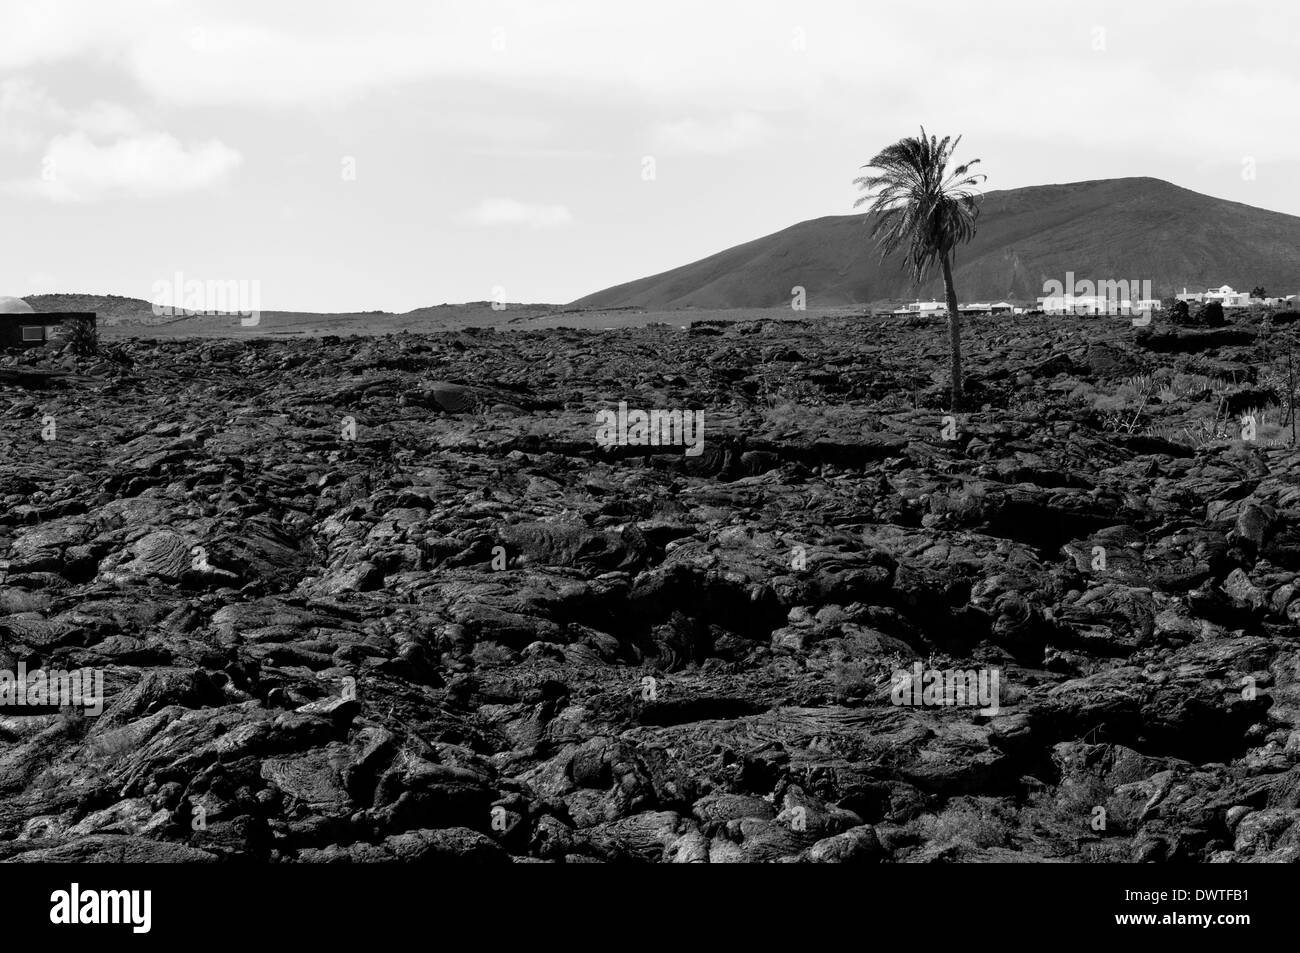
[571,177,1300,309]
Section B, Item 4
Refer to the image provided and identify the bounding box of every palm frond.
[853,126,986,282]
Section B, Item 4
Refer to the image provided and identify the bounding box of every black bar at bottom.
[0,862,1279,941]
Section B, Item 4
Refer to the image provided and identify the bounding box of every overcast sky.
[1,0,1296,312]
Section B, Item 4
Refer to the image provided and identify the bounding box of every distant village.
[880,285,1300,318]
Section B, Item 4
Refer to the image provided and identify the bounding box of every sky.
[1,0,1297,313]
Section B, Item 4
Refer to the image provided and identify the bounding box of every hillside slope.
[572,177,1300,309]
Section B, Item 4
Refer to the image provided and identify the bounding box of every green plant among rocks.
[1098,373,1157,434]
[60,315,98,356]
[761,377,825,408]
[1147,414,1237,450]
[1257,354,1299,447]
[1258,308,1273,358]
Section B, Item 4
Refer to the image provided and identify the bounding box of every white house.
[892,299,1024,317]
[892,300,947,316]
[1038,294,1137,315]
[1176,285,1250,307]
[1204,285,1250,308]
[1259,294,1299,308]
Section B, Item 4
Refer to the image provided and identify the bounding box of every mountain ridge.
[571,177,1300,309]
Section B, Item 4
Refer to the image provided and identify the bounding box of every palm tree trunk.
[941,254,963,410]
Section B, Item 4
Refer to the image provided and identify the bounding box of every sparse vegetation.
[1094,374,1158,434]
[61,315,98,356]
[1195,301,1226,327]
[909,797,1012,851]
[1147,414,1237,449]
[1257,353,1300,447]
[1086,365,1288,449]
[758,396,882,438]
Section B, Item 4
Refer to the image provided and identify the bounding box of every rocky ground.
[2,310,1300,863]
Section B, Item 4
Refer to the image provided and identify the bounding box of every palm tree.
[854,128,985,410]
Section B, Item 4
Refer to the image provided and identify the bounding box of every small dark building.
[0,297,96,349]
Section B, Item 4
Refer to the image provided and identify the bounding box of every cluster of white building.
[890,300,1019,317]
[1037,295,1162,316]
[1173,285,1298,309]
[886,285,1298,318]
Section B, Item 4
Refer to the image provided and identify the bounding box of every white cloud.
[462,197,573,228]
[72,101,144,138]
[0,79,59,150]
[1,79,144,151]
[0,0,925,111]
[1,0,1297,168]
[651,112,773,156]
[7,131,241,201]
